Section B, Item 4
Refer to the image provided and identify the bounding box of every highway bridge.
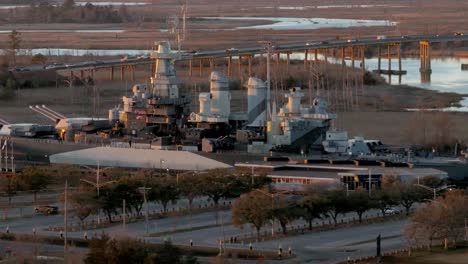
[13,34,468,82]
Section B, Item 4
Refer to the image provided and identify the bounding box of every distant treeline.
[2,0,132,24]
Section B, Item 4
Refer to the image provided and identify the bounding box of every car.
[319,41,329,44]
[34,205,59,215]
[225,48,238,53]
[376,35,387,40]
[401,35,408,39]
[347,39,358,43]
[455,32,464,36]
[306,42,316,46]
[44,63,65,70]
[384,208,398,215]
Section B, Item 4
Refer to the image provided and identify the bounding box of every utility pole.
[64,179,68,262]
[122,199,126,230]
[80,162,115,225]
[368,168,372,195]
[138,187,151,236]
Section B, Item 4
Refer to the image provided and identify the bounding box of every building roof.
[50,147,232,171]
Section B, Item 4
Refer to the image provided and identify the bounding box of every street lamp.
[138,187,151,236]
[414,184,455,200]
[159,159,166,177]
[80,162,116,225]
[253,189,289,237]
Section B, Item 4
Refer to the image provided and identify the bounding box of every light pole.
[138,187,151,236]
[160,158,166,177]
[64,179,68,262]
[80,162,115,225]
[253,189,289,237]
[368,168,372,195]
[414,184,455,200]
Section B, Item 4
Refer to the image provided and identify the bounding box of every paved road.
[0,195,410,264]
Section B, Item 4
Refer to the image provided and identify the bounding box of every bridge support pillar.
[360,47,366,73]
[227,56,232,77]
[324,49,328,63]
[304,50,309,69]
[351,47,355,68]
[247,56,252,77]
[377,46,382,72]
[341,47,346,67]
[199,59,203,77]
[238,56,242,78]
[209,59,214,72]
[189,60,193,77]
[314,49,318,61]
[276,52,281,68]
[110,66,114,80]
[419,41,432,83]
[80,70,84,79]
[286,52,290,73]
[130,66,135,81]
[150,61,154,78]
[120,66,125,81]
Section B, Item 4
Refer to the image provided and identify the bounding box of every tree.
[85,235,197,264]
[69,189,98,227]
[31,53,47,65]
[372,189,399,217]
[232,191,272,240]
[0,174,18,205]
[17,166,51,202]
[347,187,375,223]
[105,237,149,264]
[62,0,75,9]
[300,193,327,230]
[8,30,21,66]
[148,177,180,213]
[272,197,302,234]
[199,170,235,206]
[85,233,109,264]
[178,173,203,212]
[99,185,121,223]
[324,190,350,225]
[395,182,427,216]
[405,190,468,248]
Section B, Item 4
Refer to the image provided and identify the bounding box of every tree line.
[85,235,199,264]
[6,0,131,24]
[405,189,468,249]
[67,169,271,225]
[232,175,442,239]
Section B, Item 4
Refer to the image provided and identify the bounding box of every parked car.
[384,207,398,215]
[34,205,59,215]
[454,32,464,36]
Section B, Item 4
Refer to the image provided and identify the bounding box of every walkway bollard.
[288,246,292,256]
[84,232,88,240]
[6,226,9,234]
[249,242,253,251]
[60,230,63,239]
[190,239,193,247]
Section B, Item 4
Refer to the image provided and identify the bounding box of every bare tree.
[8,30,21,66]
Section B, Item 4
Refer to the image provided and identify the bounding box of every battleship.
[1,41,468,186]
